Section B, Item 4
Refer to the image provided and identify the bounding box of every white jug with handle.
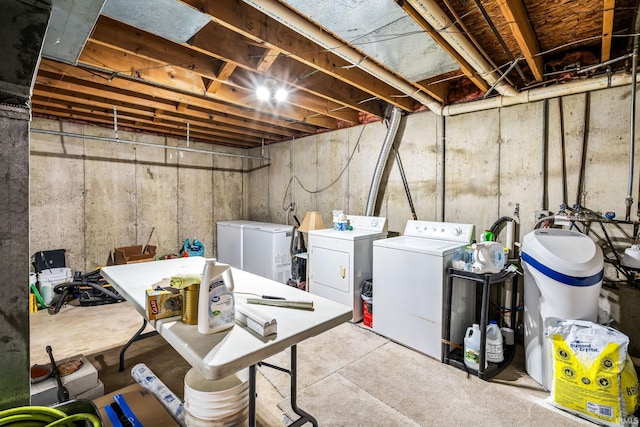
[471,242,505,274]
[198,258,236,334]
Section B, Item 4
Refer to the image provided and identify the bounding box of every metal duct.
[42,0,106,65]
[0,0,51,104]
[366,106,402,216]
[405,0,518,97]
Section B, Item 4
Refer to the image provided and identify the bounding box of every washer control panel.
[403,220,475,243]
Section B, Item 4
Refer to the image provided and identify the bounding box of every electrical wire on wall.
[280,123,368,212]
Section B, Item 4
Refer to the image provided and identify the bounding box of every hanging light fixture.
[256,78,288,102]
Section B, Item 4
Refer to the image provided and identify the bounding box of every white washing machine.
[372,220,476,360]
[308,215,387,322]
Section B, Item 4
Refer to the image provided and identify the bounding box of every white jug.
[198,259,236,334]
[472,242,505,274]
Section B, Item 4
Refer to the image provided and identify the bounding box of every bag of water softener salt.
[545,319,639,426]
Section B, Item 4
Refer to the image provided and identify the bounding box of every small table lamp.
[298,211,325,233]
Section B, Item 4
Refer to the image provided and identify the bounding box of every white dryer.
[372,220,475,360]
[308,215,387,322]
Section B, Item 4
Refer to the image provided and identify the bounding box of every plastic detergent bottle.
[486,320,504,363]
[198,258,236,334]
[464,324,481,370]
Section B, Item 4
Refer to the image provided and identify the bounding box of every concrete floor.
[30,301,596,426]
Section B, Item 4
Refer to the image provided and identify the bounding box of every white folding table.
[101,256,352,426]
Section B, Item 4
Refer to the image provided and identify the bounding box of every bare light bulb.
[256,85,270,101]
[274,87,288,102]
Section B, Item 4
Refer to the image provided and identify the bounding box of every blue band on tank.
[521,252,603,287]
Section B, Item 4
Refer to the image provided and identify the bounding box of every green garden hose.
[0,405,101,427]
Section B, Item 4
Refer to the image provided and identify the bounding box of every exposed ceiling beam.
[601,0,616,62]
[496,0,544,82]
[179,0,418,112]
[89,16,379,122]
[399,2,490,92]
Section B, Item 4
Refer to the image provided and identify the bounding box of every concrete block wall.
[29,119,245,272]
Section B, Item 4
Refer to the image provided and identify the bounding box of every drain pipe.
[365,107,402,216]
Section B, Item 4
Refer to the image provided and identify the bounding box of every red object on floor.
[363,301,372,328]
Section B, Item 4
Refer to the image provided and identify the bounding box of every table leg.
[249,364,256,427]
[118,319,158,372]
[257,345,318,426]
[288,345,317,427]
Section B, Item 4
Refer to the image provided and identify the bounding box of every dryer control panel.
[403,220,475,243]
[346,215,387,233]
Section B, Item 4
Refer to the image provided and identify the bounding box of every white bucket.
[38,267,72,305]
[184,368,249,424]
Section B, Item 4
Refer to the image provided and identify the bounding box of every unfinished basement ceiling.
[21,0,639,148]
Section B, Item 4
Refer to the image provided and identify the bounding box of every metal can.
[181,284,199,325]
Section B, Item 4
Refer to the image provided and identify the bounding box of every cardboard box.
[146,288,183,320]
[113,245,156,265]
[93,384,178,427]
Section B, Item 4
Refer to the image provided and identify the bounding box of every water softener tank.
[521,229,603,390]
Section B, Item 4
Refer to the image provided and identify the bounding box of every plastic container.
[198,259,236,335]
[486,320,504,363]
[464,324,481,370]
[38,267,72,305]
[521,228,604,390]
[183,368,249,424]
[471,242,505,274]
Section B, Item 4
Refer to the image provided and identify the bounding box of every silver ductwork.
[0,0,51,105]
[366,106,402,216]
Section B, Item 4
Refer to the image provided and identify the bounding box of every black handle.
[46,345,69,402]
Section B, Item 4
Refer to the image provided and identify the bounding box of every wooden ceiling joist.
[601,0,616,62]
[496,0,544,82]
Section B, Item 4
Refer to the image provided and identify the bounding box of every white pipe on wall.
[443,73,633,116]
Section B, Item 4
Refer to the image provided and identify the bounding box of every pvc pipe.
[443,73,633,116]
[505,220,514,252]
